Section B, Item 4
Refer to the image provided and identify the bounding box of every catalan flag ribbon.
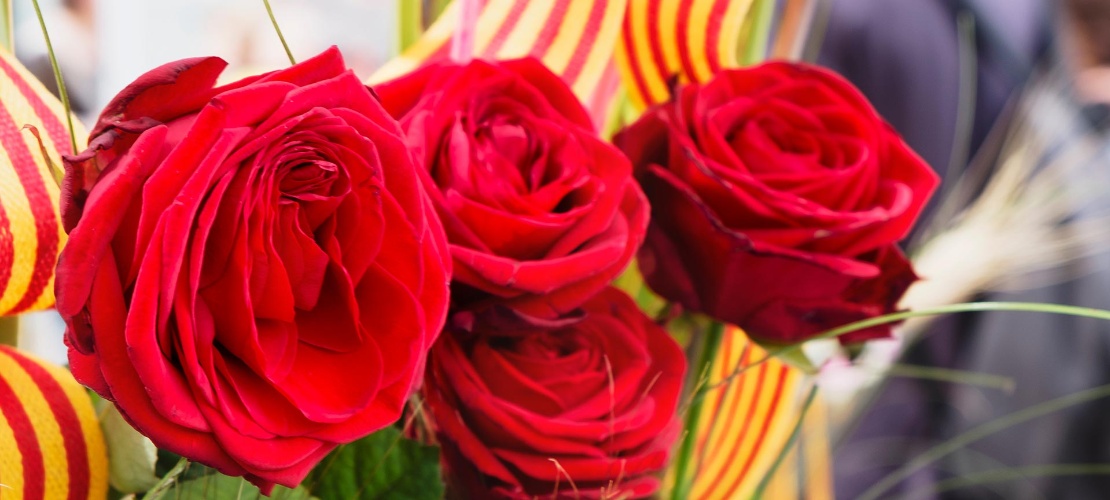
[684,327,832,500]
[0,345,109,500]
[616,0,765,109]
[370,0,629,124]
[0,49,85,316]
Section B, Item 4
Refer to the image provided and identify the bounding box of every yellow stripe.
[35,351,109,500]
[657,0,682,72]
[717,0,755,73]
[368,1,459,83]
[0,401,25,497]
[691,339,763,498]
[0,50,76,313]
[733,366,801,499]
[0,351,68,500]
[615,35,650,110]
[628,0,669,103]
[685,0,716,82]
[540,0,595,73]
[493,0,557,59]
[804,397,834,500]
[472,0,517,55]
[686,327,827,500]
[569,0,628,99]
[0,134,40,314]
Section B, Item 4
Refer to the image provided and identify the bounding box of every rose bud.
[376,59,649,320]
[425,287,686,499]
[615,62,938,344]
[55,47,451,492]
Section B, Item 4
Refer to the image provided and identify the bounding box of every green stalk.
[0,316,18,347]
[0,0,12,52]
[425,0,452,25]
[398,0,423,53]
[741,0,777,65]
[886,364,1015,393]
[925,464,1110,498]
[263,0,296,65]
[856,382,1110,500]
[669,320,726,500]
[29,0,78,154]
[749,383,819,500]
[141,456,188,500]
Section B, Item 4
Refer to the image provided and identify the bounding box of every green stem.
[29,0,77,154]
[425,0,452,25]
[0,0,12,52]
[398,0,423,53]
[141,456,188,500]
[263,0,296,65]
[749,383,819,500]
[924,464,1110,498]
[886,364,1015,393]
[741,0,776,65]
[703,302,1110,399]
[856,382,1110,500]
[0,316,18,347]
[670,320,726,500]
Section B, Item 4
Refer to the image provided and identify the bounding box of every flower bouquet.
[2,1,1107,499]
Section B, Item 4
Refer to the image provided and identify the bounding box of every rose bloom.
[55,48,450,491]
[425,288,685,499]
[375,59,648,319]
[615,62,938,344]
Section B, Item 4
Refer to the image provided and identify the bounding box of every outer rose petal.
[58,47,450,492]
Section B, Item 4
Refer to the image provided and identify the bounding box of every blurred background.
[10,0,1110,498]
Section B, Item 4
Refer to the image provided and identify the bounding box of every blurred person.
[15,0,97,121]
[823,0,1110,498]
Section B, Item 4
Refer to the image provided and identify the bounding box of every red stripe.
[584,60,621,128]
[619,9,657,107]
[0,55,73,155]
[704,360,767,499]
[705,0,730,74]
[0,83,61,314]
[694,332,735,455]
[0,351,46,500]
[700,344,753,496]
[675,0,699,81]
[726,366,790,496]
[0,199,12,302]
[645,0,674,87]
[529,0,574,56]
[480,0,530,57]
[5,348,90,500]
[558,0,608,84]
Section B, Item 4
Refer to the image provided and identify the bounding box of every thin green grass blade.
[29,0,78,154]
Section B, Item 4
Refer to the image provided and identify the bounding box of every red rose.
[55,48,450,491]
[425,288,685,499]
[615,62,938,344]
[375,59,648,319]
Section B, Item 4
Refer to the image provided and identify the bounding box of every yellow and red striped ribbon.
[0,48,85,316]
[0,345,109,500]
[370,0,629,124]
[683,327,832,500]
[615,0,759,109]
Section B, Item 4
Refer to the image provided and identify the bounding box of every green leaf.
[161,474,314,500]
[97,401,160,493]
[305,426,443,500]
